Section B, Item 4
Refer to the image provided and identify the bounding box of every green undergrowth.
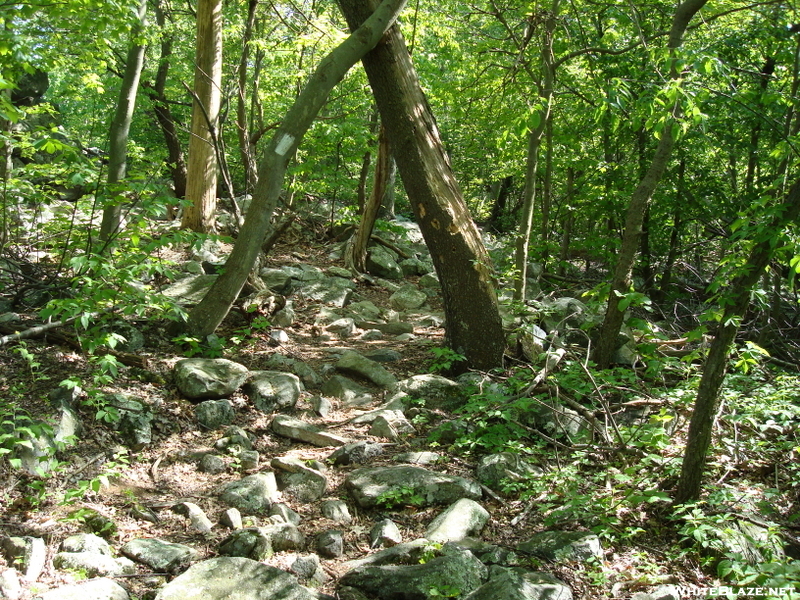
[425,359,800,596]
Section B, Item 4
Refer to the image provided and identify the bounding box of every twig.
[0,314,84,346]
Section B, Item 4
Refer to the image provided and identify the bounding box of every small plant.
[429,347,467,373]
[428,584,461,598]
[375,486,425,510]
[172,332,227,358]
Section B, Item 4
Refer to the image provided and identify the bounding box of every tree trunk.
[338,0,505,371]
[184,0,409,336]
[674,178,800,504]
[346,122,391,273]
[98,0,148,242]
[513,0,558,302]
[378,154,397,219]
[236,0,259,192]
[182,0,223,233]
[592,0,708,369]
[147,0,187,202]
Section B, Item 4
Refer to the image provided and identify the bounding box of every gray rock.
[339,539,431,572]
[270,503,302,526]
[359,329,383,341]
[272,304,297,328]
[370,519,402,548]
[121,538,198,572]
[320,375,372,406]
[519,324,548,362]
[519,400,589,439]
[215,425,254,451]
[354,320,414,335]
[114,395,153,451]
[399,257,432,277]
[154,557,321,600]
[244,371,303,412]
[317,530,344,558]
[219,527,274,560]
[174,358,249,400]
[345,466,482,508]
[52,551,134,577]
[199,453,226,474]
[1,536,46,581]
[418,272,441,289]
[272,415,348,447]
[195,399,234,430]
[394,451,441,465]
[162,274,217,305]
[386,374,467,411]
[239,450,260,470]
[264,354,320,387]
[366,247,403,280]
[326,318,357,338]
[336,351,397,388]
[291,554,329,585]
[271,329,290,344]
[311,396,332,418]
[59,534,110,556]
[518,531,603,562]
[328,441,385,466]
[321,500,352,524]
[274,460,328,502]
[172,502,214,534]
[220,508,243,530]
[302,279,354,307]
[369,411,416,441]
[389,284,427,311]
[37,578,130,600]
[425,499,490,543]
[363,349,402,363]
[463,567,573,600]
[340,545,487,600]
[219,473,279,515]
[476,453,543,490]
[0,569,21,600]
[346,300,382,321]
[260,268,293,294]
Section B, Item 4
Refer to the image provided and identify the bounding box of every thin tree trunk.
[674,178,800,504]
[182,0,223,233]
[237,0,259,192]
[338,0,505,371]
[592,0,708,369]
[99,0,148,242]
[378,154,396,219]
[558,167,575,277]
[147,0,187,203]
[185,0,409,336]
[513,0,558,302]
[541,114,553,266]
[346,122,390,273]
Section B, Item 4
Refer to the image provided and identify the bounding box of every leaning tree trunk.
[345,122,391,274]
[182,0,223,233]
[592,0,708,369]
[184,0,409,336]
[674,178,800,504]
[98,0,148,243]
[338,0,505,371]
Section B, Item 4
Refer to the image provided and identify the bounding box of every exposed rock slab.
[517,531,602,562]
[37,577,130,600]
[425,498,490,543]
[335,351,397,388]
[219,473,279,515]
[174,358,249,400]
[272,415,348,447]
[121,538,198,572]
[345,466,481,508]
[463,567,573,600]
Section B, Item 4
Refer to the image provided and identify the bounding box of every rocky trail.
[0,218,679,600]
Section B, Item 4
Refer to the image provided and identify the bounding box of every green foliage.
[428,347,467,373]
[61,449,129,505]
[428,584,461,598]
[0,404,54,472]
[374,486,425,510]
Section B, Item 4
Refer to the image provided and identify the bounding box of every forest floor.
[0,228,768,599]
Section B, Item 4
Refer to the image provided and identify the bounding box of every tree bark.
[184,0,409,336]
[592,0,708,369]
[346,123,391,274]
[674,178,800,504]
[236,0,260,193]
[98,0,148,242]
[182,0,223,233]
[338,0,505,371]
[513,0,558,302]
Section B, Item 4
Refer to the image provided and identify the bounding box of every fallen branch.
[0,314,84,346]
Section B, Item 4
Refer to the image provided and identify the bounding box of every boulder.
[272,415,348,447]
[336,351,397,388]
[195,399,234,430]
[121,538,198,572]
[174,358,249,400]
[476,453,543,491]
[321,500,352,524]
[369,411,416,441]
[1,536,46,581]
[389,285,427,311]
[154,557,324,600]
[272,458,328,502]
[366,247,403,280]
[340,545,487,600]
[345,466,482,508]
[115,395,153,451]
[328,441,385,466]
[386,375,467,411]
[316,530,344,558]
[463,567,573,600]
[219,473,279,515]
[320,375,372,406]
[52,551,134,577]
[425,499,490,543]
[37,578,130,600]
[517,531,603,562]
[370,519,402,548]
[244,371,303,413]
[264,354,320,387]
